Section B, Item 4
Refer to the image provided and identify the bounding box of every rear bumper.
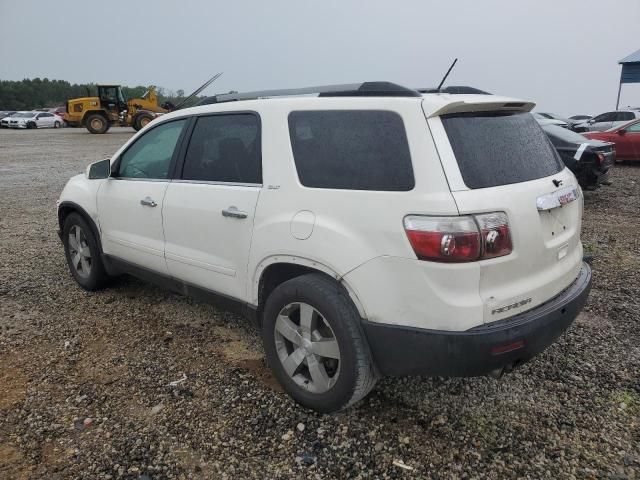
[362,262,592,377]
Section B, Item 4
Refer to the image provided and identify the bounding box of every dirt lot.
[0,127,639,479]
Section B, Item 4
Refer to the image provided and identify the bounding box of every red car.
[584,119,640,162]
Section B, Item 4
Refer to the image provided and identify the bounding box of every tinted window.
[182,114,261,184]
[288,110,414,191]
[442,112,564,189]
[593,112,614,122]
[117,119,186,179]
[627,122,640,132]
[617,112,635,121]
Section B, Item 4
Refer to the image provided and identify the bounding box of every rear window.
[441,112,563,189]
[542,124,591,145]
[288,110,414,191]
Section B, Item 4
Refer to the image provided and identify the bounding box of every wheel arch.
[57,201,103,255]
[252,256,367,322]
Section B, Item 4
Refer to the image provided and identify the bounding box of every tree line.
[0,78,189,110]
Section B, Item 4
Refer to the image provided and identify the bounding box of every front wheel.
[262,274,377,413]
[62,213,110,290]
[133,112,153,131]
[54,121,61,128]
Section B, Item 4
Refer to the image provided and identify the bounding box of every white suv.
[57,82,592,412]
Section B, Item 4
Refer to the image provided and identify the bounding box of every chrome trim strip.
[170,179,262,187]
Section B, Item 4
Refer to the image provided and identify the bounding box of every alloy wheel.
[274,302,341,393]
[68,225,92,278]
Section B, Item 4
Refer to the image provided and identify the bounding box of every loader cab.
[98,85,127,112]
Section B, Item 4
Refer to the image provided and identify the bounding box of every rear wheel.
[262,274,377,412]
[62,213,110,290]
[85,113,109,134]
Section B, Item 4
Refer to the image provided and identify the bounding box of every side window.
[593,113,613,122]
[117,119,186,179]
[181,113,261,184]
[627,122,640,132]
[288,110,414,191]
[617,112,635,121]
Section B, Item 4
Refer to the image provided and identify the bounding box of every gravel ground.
[0,127,638,479]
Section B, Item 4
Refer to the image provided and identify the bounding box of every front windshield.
[15,112,36,118]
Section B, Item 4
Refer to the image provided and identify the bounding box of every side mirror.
[588,119,595,124]
[87,158,111,179]
[618,129,626,136]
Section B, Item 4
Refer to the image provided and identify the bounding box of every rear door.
[97,118,188,274]
[162,112,262,300]
[427,109,583,323]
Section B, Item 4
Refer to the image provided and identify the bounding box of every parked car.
[6,111,63,129]
[573,110,640,132]
[0,111,18,127]
[542,124,615,189]
[57,82,591,412]
[533,112,569,128]
[569,114,592,121]
[536,112,582,129]
[47,106,67,119]
[583,118,640,162]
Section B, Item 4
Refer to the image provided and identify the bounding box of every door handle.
[140,196,157,207]
[222,206,248,219]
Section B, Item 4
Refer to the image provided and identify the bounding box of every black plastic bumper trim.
[361,262,592,377]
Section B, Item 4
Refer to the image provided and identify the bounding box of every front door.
[163,113,262,300]
[617,121,640,159]
[97,118,188,274]
[590,112,615,131]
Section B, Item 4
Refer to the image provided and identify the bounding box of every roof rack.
[418,86,491,95]
[198,81,421,105]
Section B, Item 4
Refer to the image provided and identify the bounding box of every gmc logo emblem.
[492,298,532,315]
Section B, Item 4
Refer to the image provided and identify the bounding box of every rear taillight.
[475,212,512,259]
[404,212,512,263]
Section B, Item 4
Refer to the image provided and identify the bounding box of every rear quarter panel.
[246,98,459,306]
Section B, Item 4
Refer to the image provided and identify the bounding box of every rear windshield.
[442,112,564,189]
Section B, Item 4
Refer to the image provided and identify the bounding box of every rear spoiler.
[425,98,535,118]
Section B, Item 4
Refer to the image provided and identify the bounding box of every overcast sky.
[1,0,639,116]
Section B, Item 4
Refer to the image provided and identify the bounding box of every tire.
[85,113,109,134]
[133,112,153,131]
[27,121,36,129]
[62,213,110,291]
[54,121,61,128]
[262,273,377,413]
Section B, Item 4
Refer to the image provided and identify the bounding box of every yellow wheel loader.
[63,73,222,134]
[64,85,169,134]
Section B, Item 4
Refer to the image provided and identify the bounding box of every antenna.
[173,72,223,110]
[436,58,458,92]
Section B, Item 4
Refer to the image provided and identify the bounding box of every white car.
[533,112,569,128]
[574,110,640,132]
[57,82,592,412]
[6,111,63,129]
